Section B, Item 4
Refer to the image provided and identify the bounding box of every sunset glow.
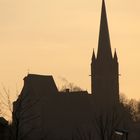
[0,0,140,100]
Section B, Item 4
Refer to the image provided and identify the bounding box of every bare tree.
[59,77,83,92]
[0,86,13,122]
[120,94,139,122]
[60,83,83,92]
[92,105,127,140]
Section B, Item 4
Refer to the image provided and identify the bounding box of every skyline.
[0,0,140,100]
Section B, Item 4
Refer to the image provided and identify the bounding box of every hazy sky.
[0,0,140,101]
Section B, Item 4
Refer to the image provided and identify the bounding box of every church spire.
[91,0,119,104]
[97,0,112,60]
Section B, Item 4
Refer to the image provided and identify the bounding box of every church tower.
[91,0,119,104]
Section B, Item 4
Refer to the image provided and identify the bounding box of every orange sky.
[0,0,140,101]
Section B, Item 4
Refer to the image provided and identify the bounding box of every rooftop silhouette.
[11,0,131,140]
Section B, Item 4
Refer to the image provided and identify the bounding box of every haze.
[0,0,140,100]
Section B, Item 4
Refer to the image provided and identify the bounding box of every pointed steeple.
[92,49,96,60]
[97,0,112,60]
[114,49,118,61]
[91,0,119,103]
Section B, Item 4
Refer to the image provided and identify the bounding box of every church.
[12,0,128,140]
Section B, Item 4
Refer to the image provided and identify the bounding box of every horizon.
[0,0,140,101]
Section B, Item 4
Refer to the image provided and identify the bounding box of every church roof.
[24,74,58,94]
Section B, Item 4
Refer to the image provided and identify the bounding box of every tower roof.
[97,0,112,60]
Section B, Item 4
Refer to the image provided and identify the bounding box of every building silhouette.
[0,117,10,140]
[91,0,119,105]
[12,0,126,140]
